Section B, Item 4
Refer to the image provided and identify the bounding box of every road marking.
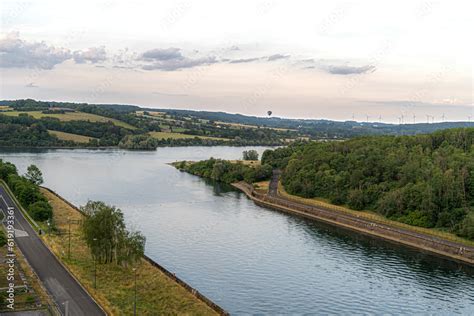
[14,228,29,237]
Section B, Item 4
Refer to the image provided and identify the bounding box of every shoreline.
[41,187,229,316]
[232,181,474,266]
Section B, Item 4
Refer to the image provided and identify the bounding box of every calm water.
[1,147,474,315]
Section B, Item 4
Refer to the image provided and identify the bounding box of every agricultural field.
[2,111,135,129]
[48,130,96,143]
[215,121,296,132]
[149,131,229,141]
[136,111,165,117]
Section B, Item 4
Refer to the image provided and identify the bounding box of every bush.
[29,200,53,221]
[242,150,259,161]
[457,212,474,240]
[0,230,6,247]
[347,189,367,210]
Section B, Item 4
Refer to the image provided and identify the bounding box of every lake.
[1,147,474,315]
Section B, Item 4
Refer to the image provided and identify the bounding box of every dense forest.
[262,128,474,240]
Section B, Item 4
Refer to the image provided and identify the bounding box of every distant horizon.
[2,97,472,125]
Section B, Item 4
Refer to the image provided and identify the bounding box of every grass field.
[277,182,474,247]
[149,131,228,141]
[0,106,11,111]
[48,130,96,143]
[40,188,217,316]
[2,111,136,129]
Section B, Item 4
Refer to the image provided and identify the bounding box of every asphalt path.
[0,185,105,316]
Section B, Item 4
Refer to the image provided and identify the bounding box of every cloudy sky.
[0,0,472,122]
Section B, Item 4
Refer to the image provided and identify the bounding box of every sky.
[0,0,472,122]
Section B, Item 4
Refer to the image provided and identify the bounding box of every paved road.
[268,169,281,196]
[0,186,105,316]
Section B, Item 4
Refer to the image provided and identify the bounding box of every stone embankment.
[232,181,474,266]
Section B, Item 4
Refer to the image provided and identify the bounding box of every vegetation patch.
[48,130,96,143]
[175,157,272,184]
[149,131,228,141]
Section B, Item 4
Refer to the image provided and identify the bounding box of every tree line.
[175,158,272,184]
[0,160,52,222]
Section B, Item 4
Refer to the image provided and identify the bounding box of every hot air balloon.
[267,110,272,117]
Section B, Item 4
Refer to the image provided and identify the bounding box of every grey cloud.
[229,54,290,64]
[140,47,217,71]
[0,34,71,69]
[25,82,38,88]
[267,54,290,61]
[324,64,376,75]
[141,48,183,61]
[229,57,261,63]
[73,46,107,64]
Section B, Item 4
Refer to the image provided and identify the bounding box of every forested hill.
[2,99,472,140]
[157,108,473,137]
[262,128,474,240]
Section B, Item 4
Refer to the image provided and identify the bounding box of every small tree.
[242,150,259,161]
[25,164,43,185]
[81,201,145,266]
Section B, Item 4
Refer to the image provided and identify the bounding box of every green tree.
[243,150,259,161]
[25,164,43,185]
[81,201,145,266]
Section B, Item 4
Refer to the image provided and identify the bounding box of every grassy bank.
[40,188,217,316]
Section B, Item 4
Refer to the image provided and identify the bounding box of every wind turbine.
[441,113,446,122]
[426,115,430,123]
[366,115,369,123]
[413,114,416,124]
